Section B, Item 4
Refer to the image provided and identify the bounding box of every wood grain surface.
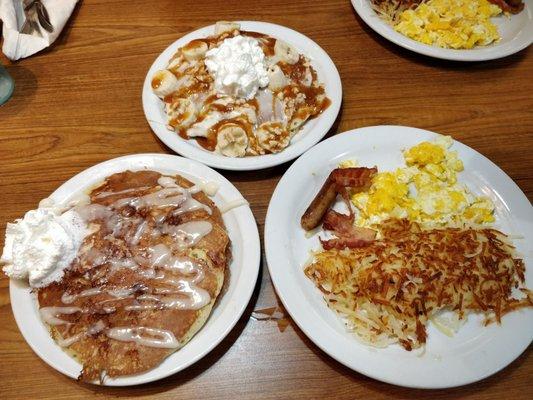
[0,0,532,398]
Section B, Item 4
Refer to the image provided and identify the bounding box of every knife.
[35,1,54,33]
[19,0,53,35]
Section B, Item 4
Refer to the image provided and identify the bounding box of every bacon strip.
[320,210,376,250]
[487,0,524,13]
[300,167,377,231]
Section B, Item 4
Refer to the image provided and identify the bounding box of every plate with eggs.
[265,125,533,388]
[142,21,341,171]
[351,0,533,61]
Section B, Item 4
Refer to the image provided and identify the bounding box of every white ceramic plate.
[351,0,533,61]
[265,126,533,388]
[9,154,260,386]
[142,21,342,171]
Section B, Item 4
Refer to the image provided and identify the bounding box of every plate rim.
[350,0,533,61]
[142,20,342,171]
[9,153,261,386]
[264,125,533,388]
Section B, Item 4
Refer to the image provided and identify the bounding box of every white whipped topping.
[205,35,269,100]
[1,204,88,288]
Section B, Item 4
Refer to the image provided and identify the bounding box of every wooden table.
[0,0,531,398]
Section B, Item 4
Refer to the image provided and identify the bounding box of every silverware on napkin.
[19,0,54,36]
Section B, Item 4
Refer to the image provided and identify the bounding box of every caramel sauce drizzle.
[161,29,331,155]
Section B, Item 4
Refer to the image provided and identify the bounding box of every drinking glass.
[0,64,15,105]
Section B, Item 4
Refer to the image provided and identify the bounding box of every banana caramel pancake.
[151,21,330,157]
[36,170,230,381]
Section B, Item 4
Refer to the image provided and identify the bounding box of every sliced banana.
[302,67,313,87]
[168,56,189,73]
[167,52,184,70]
[187,111,222,137]
[267,65,288,91]
[214,21,241,35]
[232,104,258,125]
[215,123,248,157]
[288,106,313,134]
[256,122,290,153]
[274,40,299,65]
[151,70,180,98]
[182,39,208,61]
[204,96,234,113]
[166,98,197,130]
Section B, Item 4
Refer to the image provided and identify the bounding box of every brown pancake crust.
[37,171,230,382]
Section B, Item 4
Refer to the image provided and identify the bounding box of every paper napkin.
[0,0,78,60]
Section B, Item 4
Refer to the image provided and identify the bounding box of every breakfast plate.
[265,125,533,388]
[142,21,342,171]
[351,0,533,61]
[9,154,261,386]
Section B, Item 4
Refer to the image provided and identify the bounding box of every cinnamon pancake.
[37,170,230,382]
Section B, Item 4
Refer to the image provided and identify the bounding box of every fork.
[19,0,53,36]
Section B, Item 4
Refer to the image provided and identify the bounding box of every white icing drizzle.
[40,307,82,325]
[84,248,107,266]
[162,280,210,310]
[96,297,132,307]
[154,214,166,224]
[172,196,212,216]
[188,182,220,197]
[218,198,248,214]
[75,204,114,221]
[107,286,140,298]
[61,284,147,305]
[113,188,186,210]
[150,243,171,265]
[137,268,157,278]
[61,287,105,304]
[150,244,198,275]
[157,176,177,188]
[136,294,161,302]
[160,221,212,248]
[129,220,148,245]
[110,215,140,238]
[56,332,85,347]
[105,327,180,349]
[108,258,139,275]
[200,182,219,197]
[134,243,211,310]
[151,244,205,284]
[56,320,106,347]
[125,281,210,311]
[94,187,150,199]
[120,187,211,216]
[158,176,218,197]
[88,319,107,335]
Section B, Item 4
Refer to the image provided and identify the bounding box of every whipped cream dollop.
[205,35,269,100]
[1,203,88,288]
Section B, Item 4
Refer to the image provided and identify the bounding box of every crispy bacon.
[300,167,377,231]
[330,167,378,188]
[321,236,373,250]
[488,0,524,13]
[322,209,355,232]
[320,210,376,250]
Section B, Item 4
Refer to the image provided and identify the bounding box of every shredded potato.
[305,219,531,350]
[370,0,425,25]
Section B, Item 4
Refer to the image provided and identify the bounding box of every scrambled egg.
[350,135,495,229]
[395,0,502,49]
